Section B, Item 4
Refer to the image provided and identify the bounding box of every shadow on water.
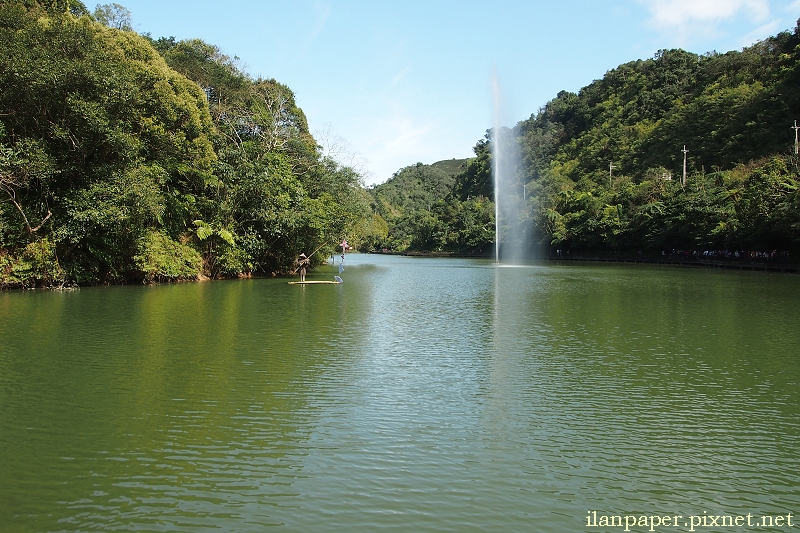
[0,276,375,531]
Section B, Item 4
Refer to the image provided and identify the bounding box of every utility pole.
[793,120,800,155]
[681,145,689,187]
[609,161,615,188]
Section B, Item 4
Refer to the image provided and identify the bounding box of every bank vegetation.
[0,0,380,288]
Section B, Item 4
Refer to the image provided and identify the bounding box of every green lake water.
[1,255,799,532]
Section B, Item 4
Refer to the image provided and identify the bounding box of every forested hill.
[367,21,800,257]
[369,160,465,220]
[0,0,380,288]
[363,159,495,253]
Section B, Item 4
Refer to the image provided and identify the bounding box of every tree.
[92,2,131,30]
[0,2,216,283]
[158,37,372,275]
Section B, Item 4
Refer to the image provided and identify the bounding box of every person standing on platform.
[297,253,309,282]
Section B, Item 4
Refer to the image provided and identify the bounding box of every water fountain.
[491,71,529,264]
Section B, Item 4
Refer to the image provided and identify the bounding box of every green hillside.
[370,21,800,257]
[364,159,493,253]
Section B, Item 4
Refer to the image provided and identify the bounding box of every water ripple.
[0,258,798,531]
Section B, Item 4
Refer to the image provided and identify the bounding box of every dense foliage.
[372,23,800,258]
[364,159,494,254]
[3,2,798,283]
[0,0,373,287]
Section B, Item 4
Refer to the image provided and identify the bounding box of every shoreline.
[5,252,796,291]
[542,255,800,273]
[378,250,800,273]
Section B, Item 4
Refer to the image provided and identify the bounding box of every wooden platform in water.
[287,280,342,285]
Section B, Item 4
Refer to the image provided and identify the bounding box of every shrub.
[133,231,202,283]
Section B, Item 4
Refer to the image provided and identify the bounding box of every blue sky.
[120,0,800,184]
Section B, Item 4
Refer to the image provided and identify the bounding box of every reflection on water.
[1,256,798,532]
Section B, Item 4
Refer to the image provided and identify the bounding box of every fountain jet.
[491,70,529,264]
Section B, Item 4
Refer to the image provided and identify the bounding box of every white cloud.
[360,110,436,181]
[637,0,776,47]
[297,2,331,57]
[340,100,476,185]
[387,67,410,90]
[641,0,770,29]
[739,19,782,46]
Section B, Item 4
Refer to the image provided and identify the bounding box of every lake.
[1,254,798,532]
